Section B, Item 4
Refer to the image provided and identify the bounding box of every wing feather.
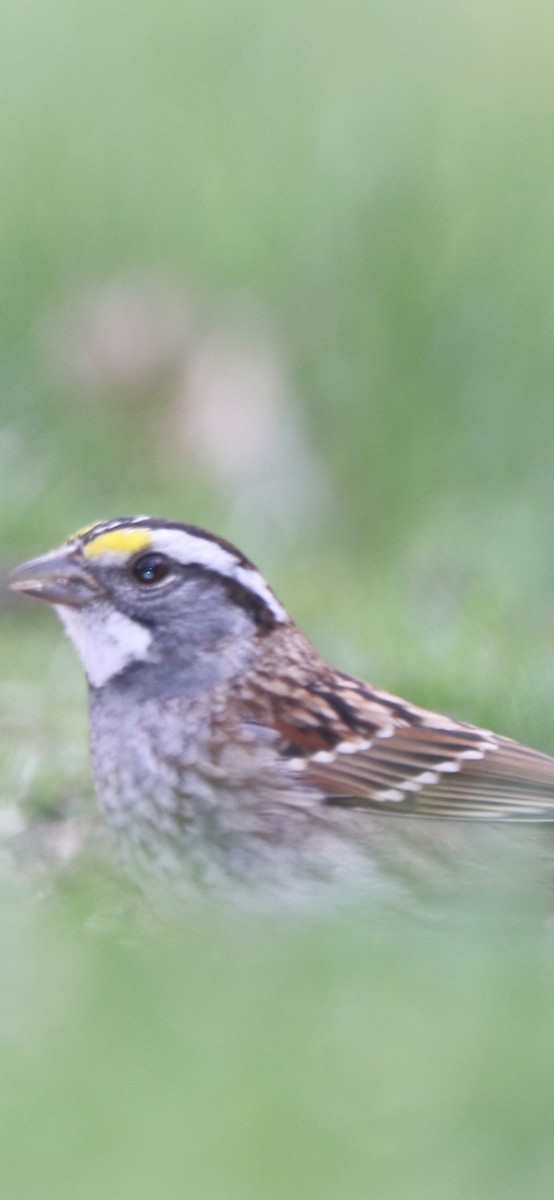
[303,725,554,820]
[246,631,554,821]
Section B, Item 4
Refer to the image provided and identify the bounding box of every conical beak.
[9,545,105,608]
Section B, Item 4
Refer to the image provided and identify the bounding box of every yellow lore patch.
[82,528,152,558]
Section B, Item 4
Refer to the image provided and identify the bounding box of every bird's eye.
[131,553,171,586]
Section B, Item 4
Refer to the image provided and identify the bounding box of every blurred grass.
[3,875,554,1200]
[3,0,554,1195]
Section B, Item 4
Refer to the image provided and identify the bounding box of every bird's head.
[10,517,286,691]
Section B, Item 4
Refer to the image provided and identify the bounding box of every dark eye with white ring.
[131,553,172,586]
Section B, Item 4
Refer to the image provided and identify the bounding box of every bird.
[10,515,554,895]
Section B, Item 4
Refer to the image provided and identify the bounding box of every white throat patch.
[56,604,152,688]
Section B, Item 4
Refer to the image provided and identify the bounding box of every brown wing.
[299,722,554,819]
[241,627,554,820]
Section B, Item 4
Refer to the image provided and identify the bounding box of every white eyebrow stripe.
[150,528,287,622]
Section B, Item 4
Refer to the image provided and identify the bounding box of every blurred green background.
[3,0,554,1195]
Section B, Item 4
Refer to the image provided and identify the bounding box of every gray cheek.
[107,583,258,700]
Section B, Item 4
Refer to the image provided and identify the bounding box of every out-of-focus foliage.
[2,873,554,1200]
[2,0,554,1196]
[3,0,554,566]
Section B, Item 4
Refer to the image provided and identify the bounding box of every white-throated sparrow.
[10,516,554,893]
